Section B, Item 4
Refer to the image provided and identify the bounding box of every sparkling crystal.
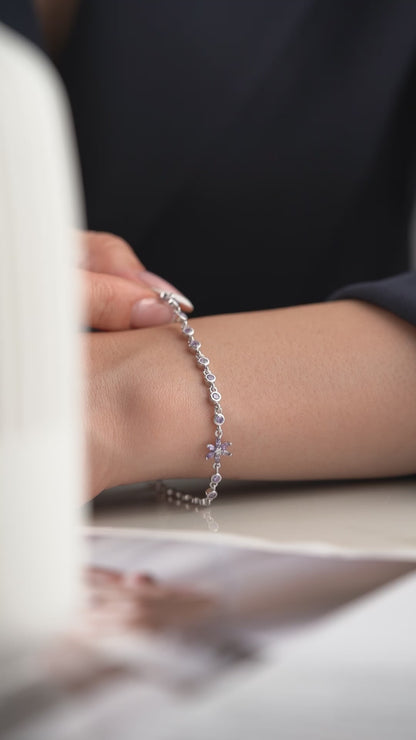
[205,489,218,501]
[206,439,231,459]
[189,339,201,350]
[211,473,222,484]
[210,391,221,401]
[198,356,209,365]
[214,413,225,424]
[183,326,194,336]
[205,372,216,382]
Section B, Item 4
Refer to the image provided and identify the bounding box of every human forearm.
[86,299,416,496]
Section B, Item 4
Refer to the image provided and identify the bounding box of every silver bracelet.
[154,289,232,509]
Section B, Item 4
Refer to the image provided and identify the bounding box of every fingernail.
[130,298,174,327]
[135,271,194,311]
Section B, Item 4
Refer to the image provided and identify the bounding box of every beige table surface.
[91,475,416,556]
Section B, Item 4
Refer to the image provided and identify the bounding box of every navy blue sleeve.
[329,271,416,326]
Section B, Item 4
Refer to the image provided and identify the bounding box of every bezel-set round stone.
[211,473,222,485]
[204,372,216,382]
[189,339,201,350]
[214,413,225,425]
[210,391,221,402]
[198,356,210,365]
[205,489,218,501]
[182,325,194,336]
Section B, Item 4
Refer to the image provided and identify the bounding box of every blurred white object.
[0,24,84,665]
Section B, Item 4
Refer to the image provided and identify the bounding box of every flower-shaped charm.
[206,440,232,461]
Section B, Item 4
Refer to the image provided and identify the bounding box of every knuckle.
[100,232,132,255]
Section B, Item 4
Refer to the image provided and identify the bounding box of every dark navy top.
[3,0,416,323]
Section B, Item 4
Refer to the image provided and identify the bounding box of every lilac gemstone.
[189,339,201,350]
[198,356,209,365]
[205,372,216,382]
[205,489,218,501]
[211,391,221,401]
[206,439,231,459]
[211,473,222,484]
[183,326,194,336]
[214,413,225,425]
[177,311,188,321]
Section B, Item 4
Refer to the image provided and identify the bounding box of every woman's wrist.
[123,322,215,482]
[85,321,220,495]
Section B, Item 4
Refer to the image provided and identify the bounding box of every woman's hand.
[78,230,193,330]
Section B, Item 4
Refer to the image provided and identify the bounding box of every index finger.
[78,231,145,275]
[79,231,194,312]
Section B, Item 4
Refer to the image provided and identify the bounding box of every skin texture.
[84,298,416,498]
